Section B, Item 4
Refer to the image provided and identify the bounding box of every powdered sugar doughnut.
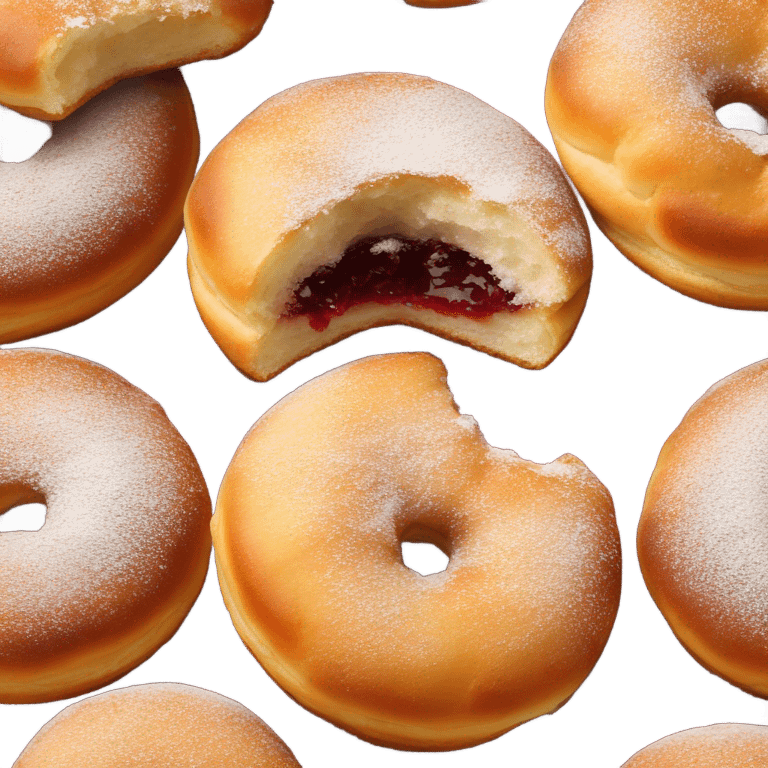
[212,352,621,750]
[186,73,592,382]
[0,349,211,704]
[13,683,301,767]
[0,0,272,120]
[639,358,768,697]
[546,0,768,308]
[0,70,198,344]
[621,724,768,767]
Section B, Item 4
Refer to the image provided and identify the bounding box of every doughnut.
[0,0,272,120]
[0,70,198,344]
[545,0,768,309]
[639,358,768,697]
[403,1,482,7]
[0,348,211,704]
[211,352,621,750]
[13,683,301,767]
[185,72,592,382]
[621,724,768,767]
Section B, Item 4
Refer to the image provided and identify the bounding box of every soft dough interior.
[257,176,572,318]
[36,11,242,117]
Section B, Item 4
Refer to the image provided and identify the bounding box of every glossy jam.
[283,236,521,331]
[0,105,51,163]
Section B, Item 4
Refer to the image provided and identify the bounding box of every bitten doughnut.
[546,0,768,309]
[212,352,621,750]
[0,349,211,704]
[639,358,768,697]
[186,73,592,382]
[0,0,272,120]
[621,724,768,767]
[13,683,301,767]
[0,70,198,344]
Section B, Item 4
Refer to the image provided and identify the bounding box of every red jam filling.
[0,107,51,163]
[283,236,522,331]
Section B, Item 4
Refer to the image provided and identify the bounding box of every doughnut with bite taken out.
[0,0,273,120]
[546,0,768,308]
[185,72,592,382]
[211,352,622,750]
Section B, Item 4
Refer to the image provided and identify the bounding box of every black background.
[0,0,768,768]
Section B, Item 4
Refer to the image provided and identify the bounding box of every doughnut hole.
[715,102,768,134]
[0,105,50,162]
[399,521,452,576]
[0,485,46,532]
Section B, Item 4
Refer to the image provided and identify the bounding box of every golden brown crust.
[0,0,273,120]
[0,70,198,344]
[0,349,212,704]
[621,724,768,767]
[13,683,301,767]
[639,359,768,697]
[212,353,621,750]
[545,0,768,309]
[186,72,592,381]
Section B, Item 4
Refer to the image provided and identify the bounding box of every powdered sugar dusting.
[557,0,768,152]
[0,75,181,299]
[646,360,768,640]
[239,74,589,266]
[0,349,210,664]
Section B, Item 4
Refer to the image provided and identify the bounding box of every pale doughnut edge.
[547,136,768,310]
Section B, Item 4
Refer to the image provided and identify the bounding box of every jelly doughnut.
[13,683,301,767]
[185,73,592,382]
[212,352,621,750]
[0,70,198,344]
[0,349,211,703]
[621,724,768,767]
[639,358,768,697]
[0,0,272,120]
[546,0,768,308]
